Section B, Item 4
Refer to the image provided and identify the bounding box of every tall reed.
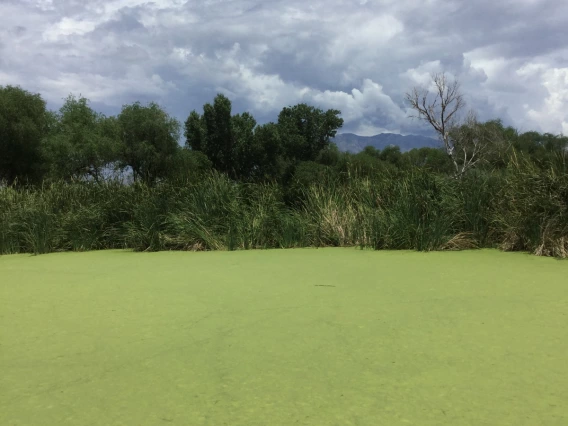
[1,162,567,257]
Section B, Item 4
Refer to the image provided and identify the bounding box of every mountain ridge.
[333,132,440,153]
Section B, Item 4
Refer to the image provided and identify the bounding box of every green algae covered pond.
[1,248,567,425]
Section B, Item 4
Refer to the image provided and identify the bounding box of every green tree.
[44,95,120,182]
[117,102,180,184]
[448,117,510,173]
[472,119,516,170]
[277,104,343,162]
[231,112,258,180]
[379,145,403,167]
[402,147,454,174]
[252,122,285,182]
[316,143,343,167]
[201,94,233,175]
[184,110,205,151]
[187,95,273,181]
[186,97,344,182]
[512,131,568,169]
[360,146,381,159]
[0,85,48,184]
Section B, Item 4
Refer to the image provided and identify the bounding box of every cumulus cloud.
[0,0,567,135]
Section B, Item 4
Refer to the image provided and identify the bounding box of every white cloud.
[37,69,176,107]
[402,61,444,86]
[526,68,568,135]
[0,0,567,135]
[307,79,406,128]
[43,17,97,41]
[328,14,404,64]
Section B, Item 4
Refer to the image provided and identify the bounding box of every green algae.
[1,248,567,425]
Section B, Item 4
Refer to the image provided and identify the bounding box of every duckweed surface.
[1,248,567,425]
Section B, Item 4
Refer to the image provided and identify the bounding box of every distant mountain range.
[333,132,440,153]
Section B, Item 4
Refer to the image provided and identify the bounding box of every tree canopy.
[43,95,120,182]
[0,84,565,190]
[117,101,181,184]
[0,85,49,184]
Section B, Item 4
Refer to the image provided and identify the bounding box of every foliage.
[1,87,567,258]
[186,95,261,180]
[163,148,213,185]
[184,110,205,151]
[43,95,120,182]
[231,112,259,180]
[117,102,180,184]
[186,96,344,183]
[494,153,568,257]
[402,147,454,174]
[252,123,285,181]
[201,94,234,176]
[0,85,48,184]
[277,103,344,163]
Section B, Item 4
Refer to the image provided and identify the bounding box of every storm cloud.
[1,0,567,136]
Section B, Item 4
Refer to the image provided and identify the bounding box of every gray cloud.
[1,0,567,136]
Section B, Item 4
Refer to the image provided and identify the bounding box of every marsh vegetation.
[1,81,567,257]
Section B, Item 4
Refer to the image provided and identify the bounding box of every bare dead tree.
[406,72,489,178]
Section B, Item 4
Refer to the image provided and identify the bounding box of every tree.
[184,110,205,151]
[406,73,492,178]
[512,130,568,169]
[186,96,345,182]
[252,122,285,182]
[449,116,511,172]
[201,94,233,175]
[402,147,454,174]
[277,104,344,163]
[360,146,381,159]
[44,95,120,182]
[117,102,180,184]
[231,112,258,180]
[316,143,343,167]
[186,95,275,181]
[379,145,403,168]
[469,119,516,170]
[0,85,48,184]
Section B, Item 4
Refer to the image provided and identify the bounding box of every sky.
[1,0,567,137]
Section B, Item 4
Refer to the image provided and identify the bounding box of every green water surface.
[1,248,567,425]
